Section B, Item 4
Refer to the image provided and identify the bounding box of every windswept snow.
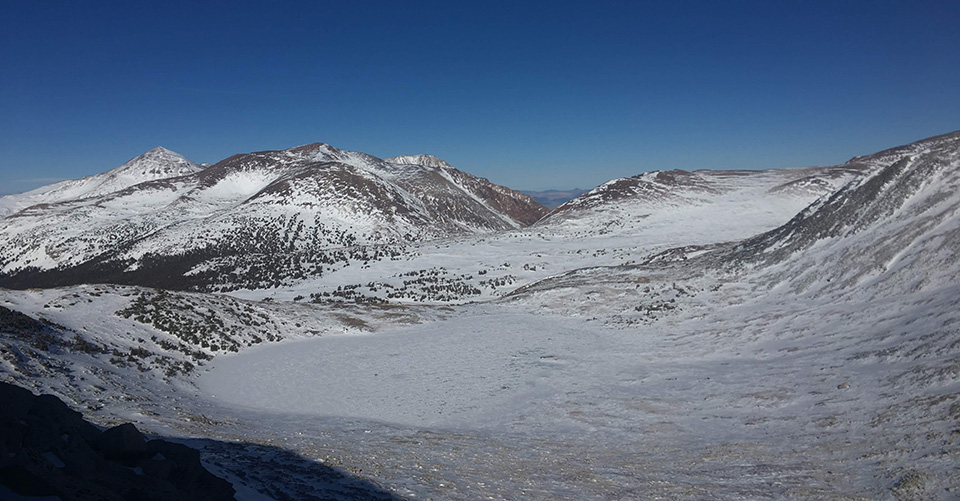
[203,312,602,430]
[195,278,960,499]
[2,131,959,499]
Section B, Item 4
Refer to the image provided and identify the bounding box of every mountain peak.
[115,147,202,179]
[287,142,336,155]
[386,154,452,170]
[0,146,203,217]
[0,139,549,285]
[127,145,191,162]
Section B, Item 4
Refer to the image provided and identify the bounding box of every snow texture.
[1,131,959,499]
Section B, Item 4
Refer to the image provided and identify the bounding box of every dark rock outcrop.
[0,381,235,501]
[0,304,49,336]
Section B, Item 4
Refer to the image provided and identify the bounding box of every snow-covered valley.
[197,285,960,499]
[1,132,959,499]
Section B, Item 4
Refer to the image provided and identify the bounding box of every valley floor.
[189,281,960,500]
[2,225,959,499]
[4,145,960,498]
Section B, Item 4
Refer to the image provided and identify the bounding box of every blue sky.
[1,1,958,194]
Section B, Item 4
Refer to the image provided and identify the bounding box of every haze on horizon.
[1,1,958,195]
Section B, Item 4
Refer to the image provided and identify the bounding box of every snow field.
[3,133,960,498]
[181,274,955,499]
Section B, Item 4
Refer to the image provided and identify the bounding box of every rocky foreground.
[0,381,235,501]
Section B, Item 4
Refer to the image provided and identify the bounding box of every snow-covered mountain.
[489,132,960,498]
[539,133,960,244]
[1,131,959,499]
[0,147,203,218]
[511,130,960,318]
[727,130,960,298]
[384,153,546,227]
[536,164,867,241]
[0,143,547,291]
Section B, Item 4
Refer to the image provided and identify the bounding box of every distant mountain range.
[2,132,958,296]
[0,143,546,290]
[2,131,959,498]
[0,147,204,217]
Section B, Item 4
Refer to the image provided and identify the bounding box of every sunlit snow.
[2,133,959,499]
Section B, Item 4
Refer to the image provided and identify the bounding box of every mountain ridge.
[2,131,959,498]
[0,142,547,291]
[505,130,960,314]
[0,147,203,218]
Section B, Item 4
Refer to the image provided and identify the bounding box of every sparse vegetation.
[116,290,283,359]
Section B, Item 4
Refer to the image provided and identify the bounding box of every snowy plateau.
[1,131,959,500]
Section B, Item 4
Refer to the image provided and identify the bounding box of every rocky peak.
[386,154,452,170]
[113,146,203,179]
[846,130,960,169]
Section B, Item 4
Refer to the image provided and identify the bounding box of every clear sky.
[1,1,958,194]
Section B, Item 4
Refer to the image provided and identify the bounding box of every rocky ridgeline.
[0,382,235,500]
[0,142,548,292]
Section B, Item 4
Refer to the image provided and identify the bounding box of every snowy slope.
[728,130,960,299]
[211,142,899,306]
[0,147,203,217]
[537,164,866,243]
[0,143,547,291]
[508,131,960,321]
[1,131,958,499]
[387,154,546,227]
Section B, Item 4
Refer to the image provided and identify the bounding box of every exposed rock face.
[0,381,235,501]
[385,153,548,226]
